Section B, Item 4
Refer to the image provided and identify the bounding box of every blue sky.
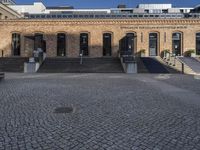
[15,0,200,8]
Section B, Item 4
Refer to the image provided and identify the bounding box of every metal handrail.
[175,57,186,74]
[163,51,185,73]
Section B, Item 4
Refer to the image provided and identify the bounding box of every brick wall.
[0,19,200,57]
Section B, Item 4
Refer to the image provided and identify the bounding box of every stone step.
[0,72,4,80]
[0,57,28,72]
[38,57,124,73]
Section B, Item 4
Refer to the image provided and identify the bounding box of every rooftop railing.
[24,13,200,19]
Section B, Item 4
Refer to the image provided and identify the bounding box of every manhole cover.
[54,107,73,114]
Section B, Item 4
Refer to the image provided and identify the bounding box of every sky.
[15,0,200,8]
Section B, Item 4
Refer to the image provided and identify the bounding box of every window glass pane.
[12,33,21,56]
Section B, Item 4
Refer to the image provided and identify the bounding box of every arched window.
[149,33,158,56]
[172,32,182,56]
[103,33,112,56]
[196,33,200,55]
[57,33,66,56]
[80,33,89,56]
[12,33,21,56]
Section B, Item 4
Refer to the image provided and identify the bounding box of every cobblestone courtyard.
[0,73,200,150]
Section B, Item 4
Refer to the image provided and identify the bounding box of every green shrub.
[184,49,195,57]
[140,49,145,53]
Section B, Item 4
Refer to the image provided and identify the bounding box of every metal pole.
[173,55,176,66]
[182,63,184,74]
[164,51,166,59]
[1,50,3,57]
[80,50,83,65]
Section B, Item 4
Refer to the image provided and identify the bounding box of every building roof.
[46,6,74,9]
[0,0,15,5]
[0,2,21,18]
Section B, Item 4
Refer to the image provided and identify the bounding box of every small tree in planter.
[139,49,146,57]
[184,49,196,57]
[161,49,170,58]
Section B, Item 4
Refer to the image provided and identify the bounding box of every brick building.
[0,2,200,58]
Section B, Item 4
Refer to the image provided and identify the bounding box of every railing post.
[182,63,184,74]
[173,55,176,66]
[80,50,83,65]
[1,50,3,57]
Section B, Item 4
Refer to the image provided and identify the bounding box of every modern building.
[0,1,20,20]
[0,1,200,64]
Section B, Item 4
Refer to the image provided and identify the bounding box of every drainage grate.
[54,107,73,114]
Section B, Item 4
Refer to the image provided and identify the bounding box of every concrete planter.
[166,52,170,59]
[191,53,196,57]
[140,52,145,57]
[24,62,40,73]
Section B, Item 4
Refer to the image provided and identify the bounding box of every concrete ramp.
[178,57,200,74]
[138,57,179,73]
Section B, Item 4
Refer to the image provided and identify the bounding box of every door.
[57,33,66,56]
[149,33,158,56]
[34,33,43,51]
[196,33,200,55]
[12,33,21,56]
[126,33,135,55]
[80,33,89,56]
[103,33,112,56]
[172,33,182,56]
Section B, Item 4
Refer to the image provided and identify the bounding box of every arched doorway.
[172,32,182,56]
[12,33,21,56]
[126,33,135,55]
[80,33,89,56]
[103,33,112,56]
[196,33,200,55]
[57,33,66,56]
[34,33,46,52]
[119,33,136,55]
[149,33,158,56]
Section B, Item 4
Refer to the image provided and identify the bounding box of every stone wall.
[0,19,200,57]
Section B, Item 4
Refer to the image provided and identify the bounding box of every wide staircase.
[37,57,124,73]
[0,57,28,72]
[137,57,180,73]
[178,57,200,74]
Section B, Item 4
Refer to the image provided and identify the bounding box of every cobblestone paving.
[0,73,200,150]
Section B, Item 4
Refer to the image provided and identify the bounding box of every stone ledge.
[1,18,200,25]
[0,72,5,80]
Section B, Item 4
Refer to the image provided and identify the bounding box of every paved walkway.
[0,73,200,150]
[178,57,200,74]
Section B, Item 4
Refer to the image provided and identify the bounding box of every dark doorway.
[149,33,158,56]
[172,33,182,56]
[196,33,200,55]
[119,33,135,56]
[57,33,66,56]
[34,33,46,52]
[80,33,89,56]
[103,33,112,56]
[126,33,135,55]
[12,33,21,56]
